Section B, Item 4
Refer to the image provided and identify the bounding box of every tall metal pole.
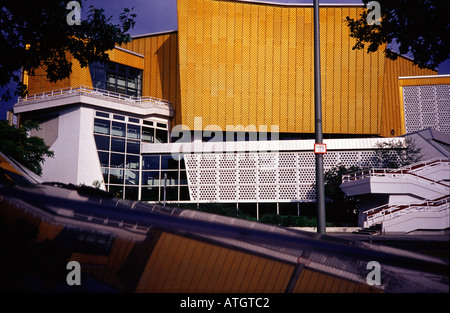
[314,0,326,234]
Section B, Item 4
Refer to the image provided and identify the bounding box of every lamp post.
[314,0,326,234]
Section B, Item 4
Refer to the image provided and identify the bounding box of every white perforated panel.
[184,150,385,203]
[403,84,450,135]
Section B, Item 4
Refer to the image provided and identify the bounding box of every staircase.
[353,224,382,235]
[341,158,450,233]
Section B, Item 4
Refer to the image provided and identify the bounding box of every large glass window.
[93,112,177,201]
[89,61,142,97]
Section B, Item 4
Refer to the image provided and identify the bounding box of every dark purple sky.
[83,0,450,74]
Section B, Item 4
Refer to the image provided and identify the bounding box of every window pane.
[109,168,124,184]
[95,135,110,151]
[111,121,126,137]
[117,75,126,94]
[125,170,139,185]
[113,114,125,121]
[96,111,109,118]
[180,186,191,200]
[109,185,123,199]
[110,153,124,168]
[102,168,109,184]
[142,127,154,143]
[125,186,139,200]
[161,155,179,170]
[160,186,178,201]
[98,151,109,167]
[94,119,110,135]
[127,77,136,90]
[127,124,141,139]
[180,170,188,185]
[111,138,125,152]
[156,129,168,143]
[142,171,159,185]
[142,155,159,170]
[161,171,179,186]
[126,155,140,169]
[127,140,140,155]
[141,186,159,201]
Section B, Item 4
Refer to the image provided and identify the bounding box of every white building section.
[144,138,406,203]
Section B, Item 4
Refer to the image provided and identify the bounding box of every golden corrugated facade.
[177,0,375,134]
[25,0,439,137]
[121,31,180,111]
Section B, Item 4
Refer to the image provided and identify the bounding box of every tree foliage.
[0,0,136,99]
[374,137,423,168]
[0,120,54,175]
[346,0,450,70]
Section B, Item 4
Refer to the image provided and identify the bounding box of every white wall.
[41,106,103,188]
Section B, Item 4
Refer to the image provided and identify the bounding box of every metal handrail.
[18,85,170,106]
[342,157,450,184]
[365,196,450,227]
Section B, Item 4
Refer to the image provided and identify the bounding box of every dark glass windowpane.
[98,151,109,167]
[109,169,124,184]
[111,138,125,152]
[109,185,123,199]
[125,170,139,185]
[160,186,178,201]
[110,153,124,168]
[111,121,126,137]
[127,124,141,139]
[162,171,179,186]
[156,129,168,143]
[180,186,191,200]
[94,119,110,135]
[101,168,109,184]
[141,187,159,201]
[142,171,159,185]
[125,187,139,200]
[142,127,154,143]
[142,155,159,170]
[95,135,110,151]
[127,140,140,155]
[126,155,140,169]
[161,155,179,170]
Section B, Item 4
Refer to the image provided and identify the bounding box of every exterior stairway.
[341,158,450,234]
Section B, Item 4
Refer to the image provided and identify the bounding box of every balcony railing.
[18,85,170,106]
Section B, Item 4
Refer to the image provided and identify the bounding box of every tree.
[323,165,361,223]
[0,0,136,99]
[0,120,54,175]
[346,0,450,70]
[374,137,423,168]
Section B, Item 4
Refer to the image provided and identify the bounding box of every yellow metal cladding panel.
[108,48,144,70]
[27,55,73,95]
[136,232,294,293]
[398,75,450,87]
[292,268,381,293]
[121,32,180,125]
[381,56,437,137]
[177,0,389,135]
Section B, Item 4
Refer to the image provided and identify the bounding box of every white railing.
[18,85,171,106]
[364,195,450,227]
[342,157,450,187]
